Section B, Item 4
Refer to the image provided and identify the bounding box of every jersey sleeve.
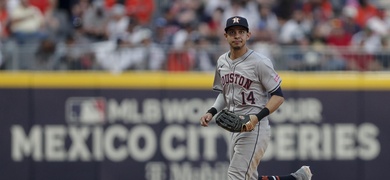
[212,63,222,92]
[257,57,282,93]
[212,55,225,92]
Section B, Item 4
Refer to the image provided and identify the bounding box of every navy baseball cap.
[224,16,249,32]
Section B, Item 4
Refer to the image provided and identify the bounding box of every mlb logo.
[66,97,106,124]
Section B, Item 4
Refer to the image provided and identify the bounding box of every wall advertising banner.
[0,72,389,180]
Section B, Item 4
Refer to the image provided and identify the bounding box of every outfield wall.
[0,71,389,180]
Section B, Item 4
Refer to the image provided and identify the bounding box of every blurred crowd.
[0,0,390,72]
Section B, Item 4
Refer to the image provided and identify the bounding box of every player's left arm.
[265,87,285,113]
[255,86,285,121]
[256,57,284,118]
[243,57,284,131]
[243,87,284,131]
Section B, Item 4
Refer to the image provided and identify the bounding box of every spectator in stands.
[340,5,361,35]
[303,18,348,71]
[0,0,5,68]
[188,0,210,24]
[302,0,333,24]
[122,18,140,43]
[374,37,390,70]
[273,0,296,24]
[376,7,390,34]
[254,3,279,42]
[309,23,328,46]
[104,0,116,8]
[168,21,198,71]
[0,0,10,69]
[56,34,95,70]
[276,10,307,45]
[307,24,348,71]
[66,0,91,39]
[34,37,57,70]
[29,0,50,14]
[193,35,217,71]
[129,28,166,70]
[329,0,347,15]
[203,0,229,17]
[124,0,155,26]
[320,49,347,70]
[9,0,45,44]
[202,7,225,44]
[6,0,19,12]
[347,25,383,70]
[152,18,168,45]
[94,20,145,72]
[76,0,90,11]
[105,3,130,41]
[94,37,143,73]
[172,21,198,50]
[153,6,181,45]
[251,23,276,61]
[69,0,84,31]
[43,0,71,42]
[353,0,379,28]
[8,0,46,69]
[1,0,390,71]
[325,14,364,71]
[82,0,109,42]
[104,0,154,26]
[351,24,382,54]
[0,0,9,40]
[274,4,312,71]
[166,39,196,71]
[291,6,314,39]
[326,18,353,46]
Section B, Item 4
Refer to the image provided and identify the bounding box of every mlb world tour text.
[11,97,380,162]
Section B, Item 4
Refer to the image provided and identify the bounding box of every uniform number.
[241,91,255,105]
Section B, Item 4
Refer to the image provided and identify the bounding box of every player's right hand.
[242,115,259,132]
[200,113,213,127]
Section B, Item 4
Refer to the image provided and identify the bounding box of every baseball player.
[199,16,312,180]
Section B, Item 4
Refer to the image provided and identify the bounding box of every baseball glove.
[215,110,251,132]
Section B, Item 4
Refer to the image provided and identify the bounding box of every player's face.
[224,26,250,50]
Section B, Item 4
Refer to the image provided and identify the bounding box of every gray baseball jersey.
[212,49,281,180]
